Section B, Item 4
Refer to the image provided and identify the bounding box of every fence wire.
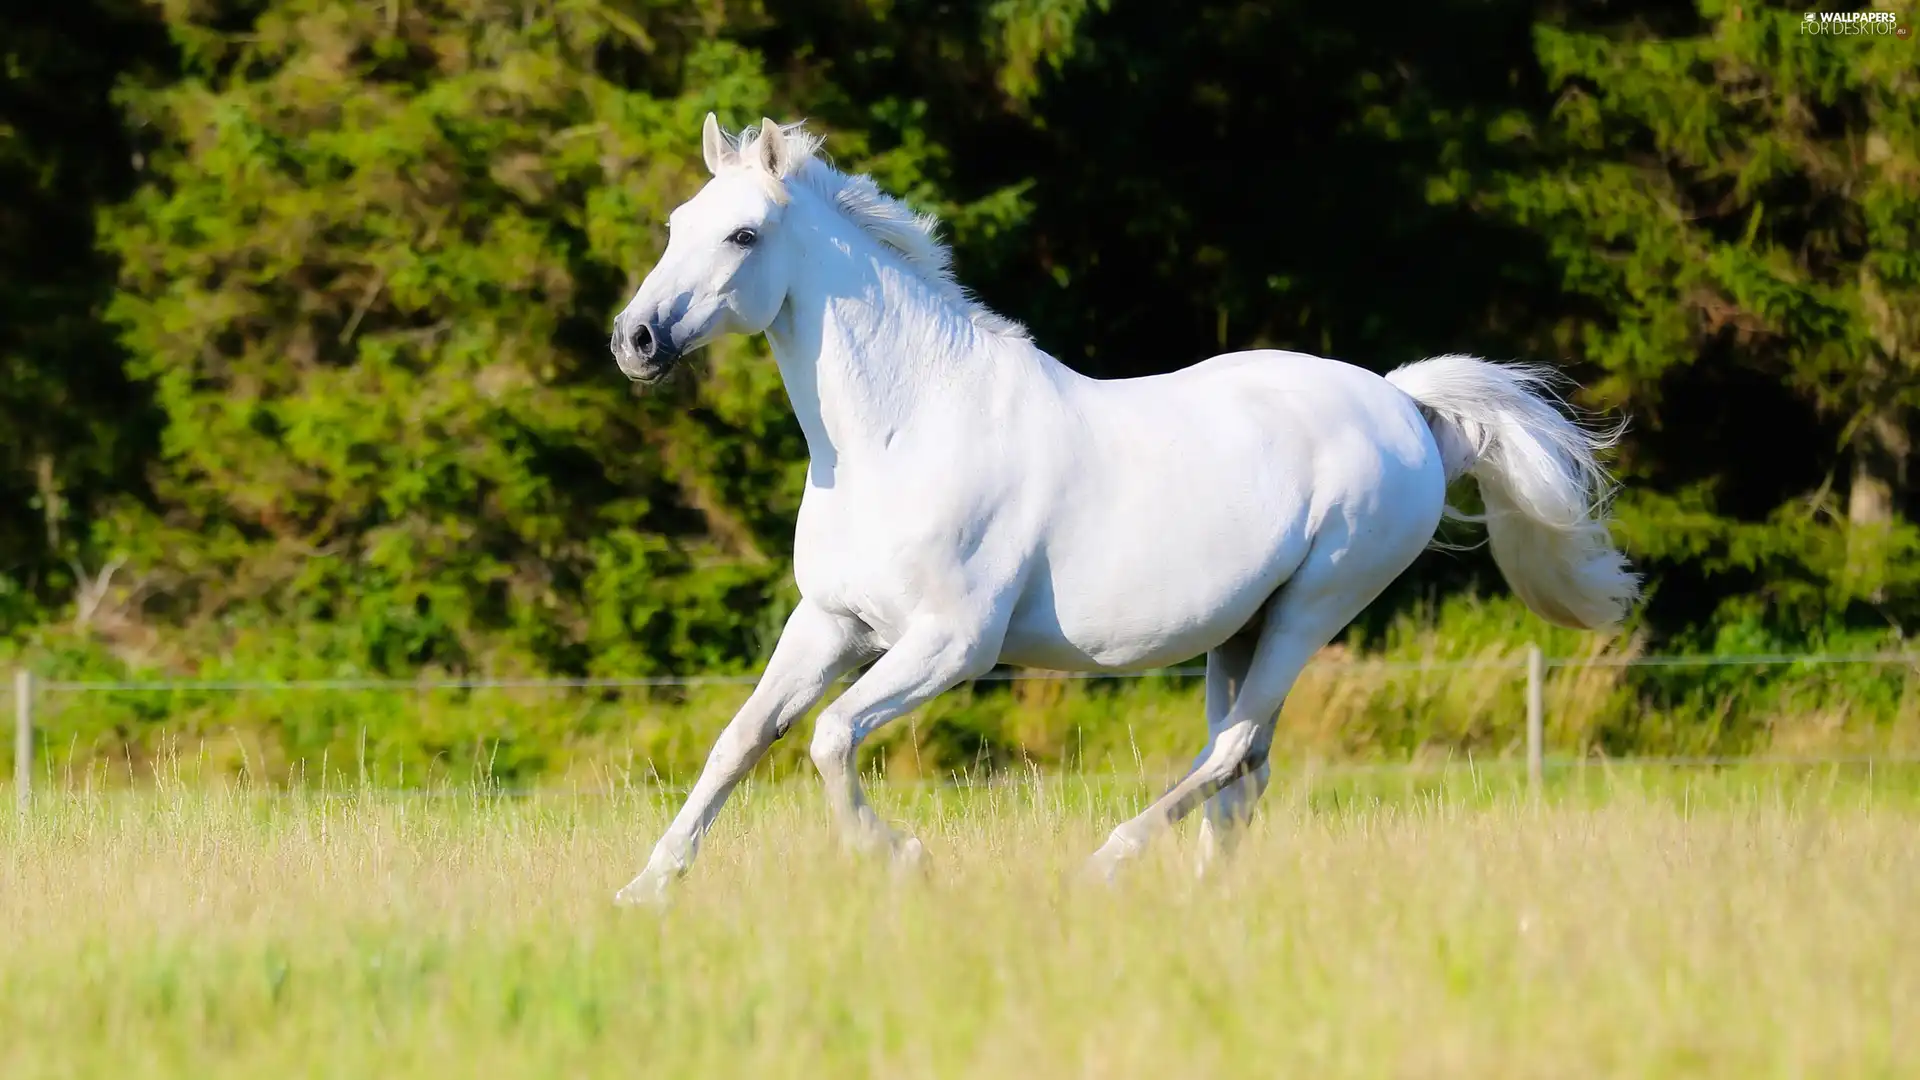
[12,649,1920,806]
[31,649,1920,694]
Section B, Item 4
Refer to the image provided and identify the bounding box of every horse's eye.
[726,228,758,248]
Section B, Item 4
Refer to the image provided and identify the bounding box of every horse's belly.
[998,528,1311,672]
[997,607,1263,671]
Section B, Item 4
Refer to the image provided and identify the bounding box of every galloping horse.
[608,116,1637,904]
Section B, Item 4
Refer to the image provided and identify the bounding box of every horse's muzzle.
[617,350,679,384]
[611,317,680,383]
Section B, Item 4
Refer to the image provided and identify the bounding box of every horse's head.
[611,114,808,383]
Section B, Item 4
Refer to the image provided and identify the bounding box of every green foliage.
[0,2,167,635]
[93,1,809,678]
[2,0,1919,777]
[14,596,1916,790]
[1490,0,1920,627]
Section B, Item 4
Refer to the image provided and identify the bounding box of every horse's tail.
[1386,354,1639,631]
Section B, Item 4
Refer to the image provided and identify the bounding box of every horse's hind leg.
[1086,516,1426,881]
[1190,633,1274,877]
[1198,765,1272,876]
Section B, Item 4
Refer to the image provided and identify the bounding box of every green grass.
[4,767,1917,1078]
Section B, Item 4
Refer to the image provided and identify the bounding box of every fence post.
[1525,644,1545,797]
[14,668,32,817]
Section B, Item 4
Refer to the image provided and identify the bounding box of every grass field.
[3,766,1917,1078]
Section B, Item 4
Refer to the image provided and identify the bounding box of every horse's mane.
[725,121,1030,342]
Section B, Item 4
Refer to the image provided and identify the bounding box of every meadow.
[4,765,1916,1079]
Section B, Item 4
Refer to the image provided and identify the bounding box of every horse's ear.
[754,116,791,178]
[701,112,733,175]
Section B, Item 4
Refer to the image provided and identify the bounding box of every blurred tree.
[754,0,1558,376]
[7,0,1915,687]
[0,1,169,635]
[1490,0,1920,632]
[96,0,814,676]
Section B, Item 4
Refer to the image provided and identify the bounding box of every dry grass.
[3,768,1917,1078]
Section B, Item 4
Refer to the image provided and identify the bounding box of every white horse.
[608,115,1637,904]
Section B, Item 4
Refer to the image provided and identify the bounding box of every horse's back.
[1086,349,1441,495]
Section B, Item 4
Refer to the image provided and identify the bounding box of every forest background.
[3,0,1918,786]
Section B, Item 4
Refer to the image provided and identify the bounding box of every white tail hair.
[1386,354,1640,631]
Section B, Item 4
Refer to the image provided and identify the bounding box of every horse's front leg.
[808,611,1007,867]
[615,600,870,906]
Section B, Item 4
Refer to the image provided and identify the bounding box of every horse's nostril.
[630,323,656,358]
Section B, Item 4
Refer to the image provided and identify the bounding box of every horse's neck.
[766,236,1015,477]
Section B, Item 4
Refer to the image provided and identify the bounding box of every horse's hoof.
[891,835,931,879]
[613,873,673,909]
[1080,852,1122,888]
[1081,831,1140,887]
